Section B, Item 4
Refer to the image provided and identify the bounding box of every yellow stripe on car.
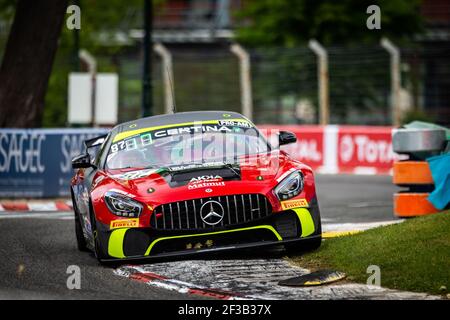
[107,209,317,258]
[144,225,282,256]
[108,228,128,258]
[292,208,315,237]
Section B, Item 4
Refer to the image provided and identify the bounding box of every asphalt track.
[0,174,401,300]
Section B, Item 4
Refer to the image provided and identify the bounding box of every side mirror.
[72,153,94,169]
[279,131,297,146]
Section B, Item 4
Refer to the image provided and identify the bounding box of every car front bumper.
[100,234,322,263]
[95,198,322,263]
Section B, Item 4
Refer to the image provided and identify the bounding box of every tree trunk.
[0,0,68,128]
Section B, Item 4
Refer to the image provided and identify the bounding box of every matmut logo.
[110,218,139,230]
[280,199,308,210]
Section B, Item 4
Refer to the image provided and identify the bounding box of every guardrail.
[0,126,394,198]
[0,129,107,198]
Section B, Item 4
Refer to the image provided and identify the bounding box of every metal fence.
[1,37,449,127]
[115,41,449,126]
[402,44,450,123]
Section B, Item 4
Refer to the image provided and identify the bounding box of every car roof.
[111,111,249,135]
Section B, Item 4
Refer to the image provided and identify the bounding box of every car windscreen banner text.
[106,120,276,170]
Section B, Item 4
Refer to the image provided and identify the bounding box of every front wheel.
[74,212,89,252]
[72,192,88,252]
[88,201,109,263]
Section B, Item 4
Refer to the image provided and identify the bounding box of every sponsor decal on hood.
[167,162,227,172]
[187,175,225,190]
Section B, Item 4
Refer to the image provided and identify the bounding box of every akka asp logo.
[188,175,225,190]
[189,175,223,184]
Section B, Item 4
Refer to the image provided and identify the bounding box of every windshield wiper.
[222,163,240,178]
[114,164,158,170]
[167,161,241,178]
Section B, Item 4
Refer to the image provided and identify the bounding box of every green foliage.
[2,1,427,127]
[3,1,173,127]
[250,47,317,124]
[43,0,146,127]
[42,54,71,127]
[236,0,424,47]
[401,109,435,125]
[234,0,424,124]
[0,0,15,59]
[0,0,15,14]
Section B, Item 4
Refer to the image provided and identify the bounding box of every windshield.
[106,120,270,170]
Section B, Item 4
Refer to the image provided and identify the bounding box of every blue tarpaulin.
[427,153,450,210]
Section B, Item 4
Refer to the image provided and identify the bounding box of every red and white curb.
[0,201,72,212]
[0,201,73,219]
[114,259,440,300]
[115,268,258,300]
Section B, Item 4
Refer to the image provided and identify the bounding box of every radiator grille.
[150,194,272,231]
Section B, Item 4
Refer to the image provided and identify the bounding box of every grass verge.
[288,211,450,295]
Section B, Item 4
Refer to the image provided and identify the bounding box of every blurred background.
[0,0,449,198]
[0,1,449,300]
[0,0,449,128]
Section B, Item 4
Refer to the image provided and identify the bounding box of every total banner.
[259,125,394,174]
[0,129,107,198]
[259,125,325,170]
[336,126,395,174]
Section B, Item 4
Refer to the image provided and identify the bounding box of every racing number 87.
[110,133,153,153]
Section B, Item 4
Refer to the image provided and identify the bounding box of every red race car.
[71,111,322,263]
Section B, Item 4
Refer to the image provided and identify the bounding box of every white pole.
[308,40,329,125]
[381,37,401,126]
[230,43,253,120]
[154,43,174,114]
[79,49,97,126]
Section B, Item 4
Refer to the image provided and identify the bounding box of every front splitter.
[100,235,322,264]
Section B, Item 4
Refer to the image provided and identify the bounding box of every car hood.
[103,150,301,204]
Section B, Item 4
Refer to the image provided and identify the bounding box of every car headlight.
[104,191,143,218]
[274,171,304,200]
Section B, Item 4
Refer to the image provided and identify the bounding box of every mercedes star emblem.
[200,200,224,226]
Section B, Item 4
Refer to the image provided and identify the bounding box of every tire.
[393,161,434,186]
[392,128,446,159]
[394,192,440,218]
[71,191,88,252]
[88,201,108,263]
[74,211,89,252]
[284,236,322,255]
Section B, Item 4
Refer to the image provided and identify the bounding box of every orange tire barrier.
[394,193,440,218]
[393,161,433,185]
